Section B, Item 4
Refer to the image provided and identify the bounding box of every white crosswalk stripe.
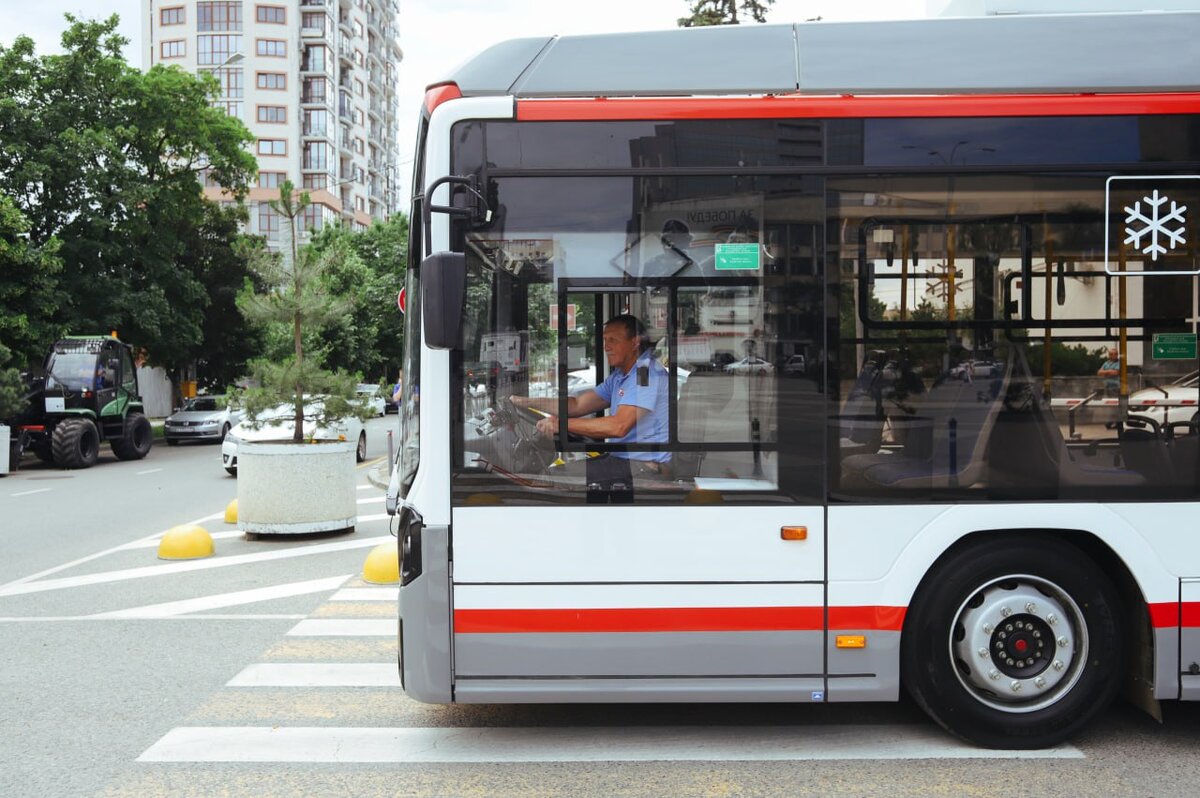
[330,587,397,601]
[227,663,397,687]
[286,618,394,636]
[138,724,1083,763]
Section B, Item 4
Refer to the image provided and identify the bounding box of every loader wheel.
[111,412,153,461]
[51,418,100,469]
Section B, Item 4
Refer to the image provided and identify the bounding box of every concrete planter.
[237,439,357,535]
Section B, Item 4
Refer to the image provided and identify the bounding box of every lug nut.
[1001,607,1012,617]
[1025,602,1037,613]
[989,670,1001,680]
[1058,636,1069,648]
[983,624,994,635]
[1011,681,1022,692]
[979,647,990,658]
[1047,614,1058,625]
[1053,660,1065,671]
[1035,677,1046,688]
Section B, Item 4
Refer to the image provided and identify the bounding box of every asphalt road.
[4,416,1200,797]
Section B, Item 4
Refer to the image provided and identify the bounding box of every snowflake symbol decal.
[1124,189,1187,261]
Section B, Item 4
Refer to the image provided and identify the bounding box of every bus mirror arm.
[421,252,467,350]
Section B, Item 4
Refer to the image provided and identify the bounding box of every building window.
[303,141,332,171]
[160,7,185,25]
[257,203,280,239]
[160,40,185,59]
[199,167,222,188]
[205,67,244,98]
[258,172,286,188]
[256,5,285,24]
[301,12,328,33]
[257,139,287,156]
[256,39,286,57]
[353,50,363,67]
[302,205,325,232]
[352,108,363,125]
[197,1,243,32]
[197,34,242,66]
[353,20,364,38]
[354,79,364,97]
[302,77,329,104]
[302,174,327,190]
[212,101,243,119]
[256,72,286,90]
[257,105,286,123]
[301,44,328,73]
[355,195,366,213]
[302,109,328,136]
[353,138,364,155]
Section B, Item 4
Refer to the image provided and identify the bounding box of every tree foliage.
[678,0,774,26]
[0,193,61,365]
[0,15,257,383]
[307,214,408,382]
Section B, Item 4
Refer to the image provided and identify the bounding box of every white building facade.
[141,0,403,239]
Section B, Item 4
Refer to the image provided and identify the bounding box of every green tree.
[0,193,61,367]
[236,183,369,442]
[306,214,409,382]
[678,0,774,26]
[0,15,257,384]
[0,341,26,421]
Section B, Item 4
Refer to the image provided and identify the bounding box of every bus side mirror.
[421,251,466,350]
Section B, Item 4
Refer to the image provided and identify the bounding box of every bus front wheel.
[901,535,1122,749]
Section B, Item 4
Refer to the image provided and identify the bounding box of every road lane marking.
[138,725,1084,763]
[227,663,397,687]
[136,468,163,475]
[123,529,246,550]
[287,619,394,636]
[0,614,307,622]
[0,536,390,598]
[356,485,373,491]
[0,511,228,593]
[357,496,384,505]
[331,587,397,601]
[10,488,51,497]
[89,575,352,618]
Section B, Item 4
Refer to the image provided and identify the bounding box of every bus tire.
[901,535,1121,749]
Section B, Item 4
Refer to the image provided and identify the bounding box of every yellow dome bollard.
[224,498,238,524]
[362,540,400,584]
[157,524,215,560]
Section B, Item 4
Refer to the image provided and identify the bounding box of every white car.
[355,383,386,417]
[1129,371,1199,433]
[164,395,242,445]
[221,402,367,476]
[725,356,774,376]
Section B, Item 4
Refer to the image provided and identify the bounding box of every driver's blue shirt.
[592,352,670,463]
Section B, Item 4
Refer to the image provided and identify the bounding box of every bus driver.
[510,314,671,499]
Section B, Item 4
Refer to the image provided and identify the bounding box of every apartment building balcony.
[338,41,353,63]
[301,23,333,42]
[301,92,333,108]
[300,0,334,8]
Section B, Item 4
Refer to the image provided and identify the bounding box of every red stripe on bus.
[454,606,907,634]
[1147,603,1200,628]
[828,605,906,632]
[517,93,1200,122]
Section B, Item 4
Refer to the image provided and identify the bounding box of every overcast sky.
[1,0,930,202]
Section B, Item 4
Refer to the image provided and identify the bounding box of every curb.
[366,464,390,491]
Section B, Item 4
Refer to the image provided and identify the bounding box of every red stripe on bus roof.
[517,93,1200,122]
[454,605,906,634]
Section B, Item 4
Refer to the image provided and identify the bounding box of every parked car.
[220,401,367,476]
[782,354,807,376]
[1129,371,1199,432]
[725,356,774,376]
[355,383,386,417]
[164,395,241,445]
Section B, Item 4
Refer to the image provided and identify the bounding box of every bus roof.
[436,12,1200,99]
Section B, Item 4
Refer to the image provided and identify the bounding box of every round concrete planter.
[237,439,357,535]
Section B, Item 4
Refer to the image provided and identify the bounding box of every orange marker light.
[836,635,867,649]
[780,526,808,541]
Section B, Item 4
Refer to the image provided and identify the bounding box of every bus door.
[449,254,829,702]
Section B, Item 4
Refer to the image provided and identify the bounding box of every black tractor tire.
[902,535,1122,749]
[356,431,367,462]
[32,444,55,464]
[51,418,100,469]
[111,412,153,461]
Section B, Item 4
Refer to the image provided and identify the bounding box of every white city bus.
[387,11,1200,748]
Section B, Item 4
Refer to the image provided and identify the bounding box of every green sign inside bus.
[1152,332,1198,360]
[714,243,761,271]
